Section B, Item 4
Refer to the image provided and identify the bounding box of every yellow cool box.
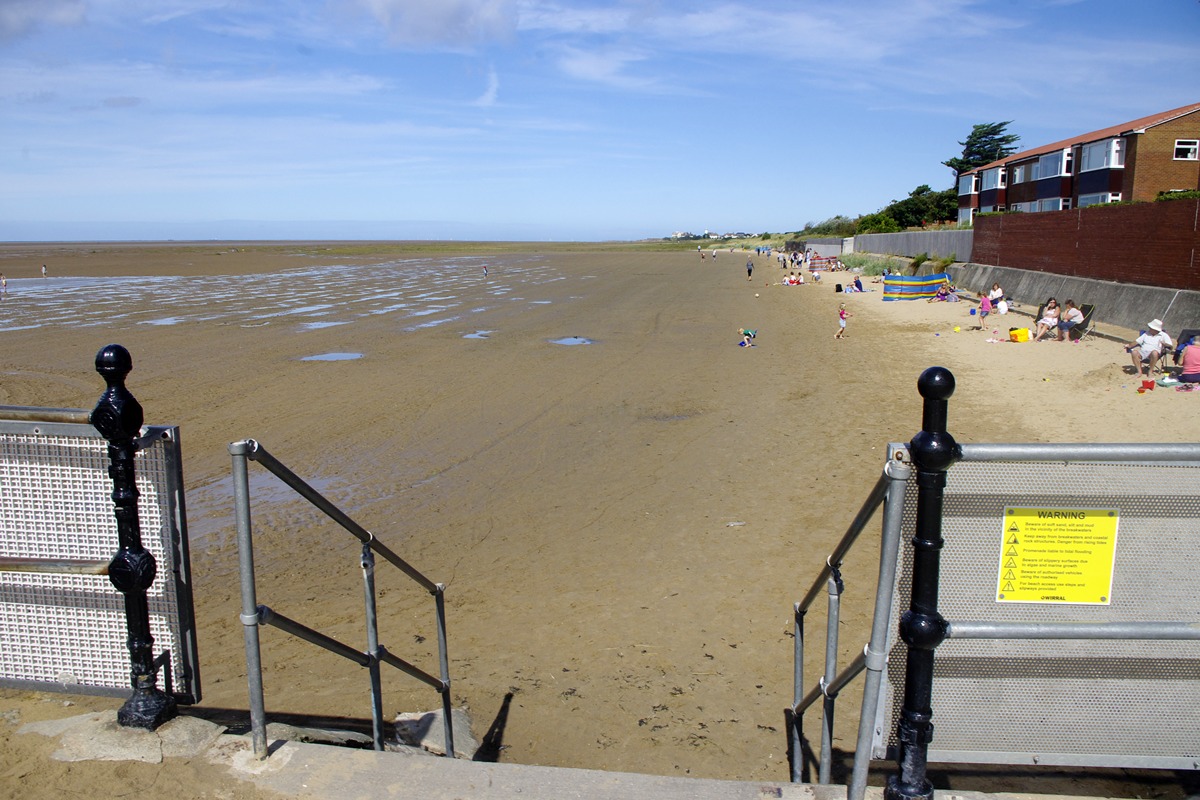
[1009,327,1031,342]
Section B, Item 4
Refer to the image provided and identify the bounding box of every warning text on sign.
[996,507,1119,605]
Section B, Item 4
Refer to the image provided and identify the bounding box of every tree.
[879,185,958,228]
[857,212,901,234]
[943,121,1020,177]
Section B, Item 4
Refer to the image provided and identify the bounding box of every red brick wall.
[972,199,1200,290]
[1129,116,1200,199]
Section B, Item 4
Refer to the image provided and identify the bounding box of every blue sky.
[2,0,1198,242]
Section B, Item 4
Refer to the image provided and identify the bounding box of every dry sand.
[1,243,1197,799]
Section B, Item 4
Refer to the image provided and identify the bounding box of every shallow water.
[0,256,564,333]
[301,352,362,361]
[550,336,594,345]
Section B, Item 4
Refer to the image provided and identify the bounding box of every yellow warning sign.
[996,507,1119,604]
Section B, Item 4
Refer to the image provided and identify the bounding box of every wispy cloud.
[474,65,500,105]
[0,0,84,43]
[354,0,518,49]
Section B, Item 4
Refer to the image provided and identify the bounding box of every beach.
[1,242,1197,799]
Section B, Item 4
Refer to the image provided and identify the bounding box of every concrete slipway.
[16,708,1181,800]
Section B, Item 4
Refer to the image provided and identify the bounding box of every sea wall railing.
[0,345,200,721]
[230,438,454,759]
[790,367,1200,800]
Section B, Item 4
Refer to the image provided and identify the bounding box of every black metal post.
[885,367,961,800]
[91,344,177,730]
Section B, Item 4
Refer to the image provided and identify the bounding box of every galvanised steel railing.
[229,438,454,759]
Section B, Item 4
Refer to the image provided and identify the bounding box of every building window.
[958,174,977,195]
[1012,164,1025,183]
[1176,139,1199,160]
[1036,197,1071,212]
[981,167,1006,191]
[1080,138,1126,172]
[1079,193,1122,207]
[1038,151,1063,178]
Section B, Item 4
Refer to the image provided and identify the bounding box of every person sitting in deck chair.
[1056,300,1085,341]
[1125,319,1172,377]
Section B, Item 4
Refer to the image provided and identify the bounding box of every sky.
[1,0,1198,242]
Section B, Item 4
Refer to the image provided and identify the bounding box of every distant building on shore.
[957,101,1200,224]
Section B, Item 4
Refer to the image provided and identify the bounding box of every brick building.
[957,102,1200,224]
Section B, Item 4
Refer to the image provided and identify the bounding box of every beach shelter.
[882,272,951,301]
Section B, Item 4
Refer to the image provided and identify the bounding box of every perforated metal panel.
[0,419,200,702]
[875,453,1200,769]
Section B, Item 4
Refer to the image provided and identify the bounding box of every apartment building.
[957,102,1200,224]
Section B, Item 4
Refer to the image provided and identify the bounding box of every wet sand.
[1,243,1196,798]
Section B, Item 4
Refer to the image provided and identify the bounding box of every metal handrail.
[230,438,454,760]
[795,438,1200,800]
[0,557,110,575]
[792,450,912,786]
[0,405,91,424]
[790,448,912,792]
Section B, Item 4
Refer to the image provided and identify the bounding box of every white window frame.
[1036,197,1071,212]
[1038,149,1071,179]
[1078,193,1113,208]
[981,167,1006,192]
[1080,139,1125,172]
[1175,139,1199,160]
[958,174,977,196]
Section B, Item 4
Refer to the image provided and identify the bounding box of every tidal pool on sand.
[550,336,594,346]
[301,352,363,361]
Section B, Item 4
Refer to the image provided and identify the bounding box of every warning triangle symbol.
[1006,546,1018,556]
[1007,534,1020,545]
[1003,570,1015,580]
[1004,558,1017,568]
[1003,582,1015,591]
[1008,522,1020,533]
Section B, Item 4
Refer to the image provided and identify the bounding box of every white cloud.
[474,65,499,105]
[554,45,662,91]
[0,0,84,42]
[355,0,518,49]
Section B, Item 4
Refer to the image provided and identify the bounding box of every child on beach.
[835,303,851,339]
[978,294,992,329]
[739,328,757,347]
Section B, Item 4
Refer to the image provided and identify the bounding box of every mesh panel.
[0,424,195,699]
[880,457,1200,767]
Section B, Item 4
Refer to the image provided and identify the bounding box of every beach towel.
[882,273,951,301]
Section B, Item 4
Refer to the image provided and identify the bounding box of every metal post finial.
[91,344,177,730]
[885,367,961,800]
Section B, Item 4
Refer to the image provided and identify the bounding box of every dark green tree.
[943,121,1021,176]
[880,185,958,228]
[857,212,901,234]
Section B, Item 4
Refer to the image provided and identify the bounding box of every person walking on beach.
[41,264,47,278]
[1,273,6,296]
[835,303,851,339]
[746,258,754,281]
[483,265,488,277]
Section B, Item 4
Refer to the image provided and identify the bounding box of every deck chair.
[1068,303,1096,341]
[1171,329,1200,366]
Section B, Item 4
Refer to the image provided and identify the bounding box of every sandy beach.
[1,242,1197,799]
